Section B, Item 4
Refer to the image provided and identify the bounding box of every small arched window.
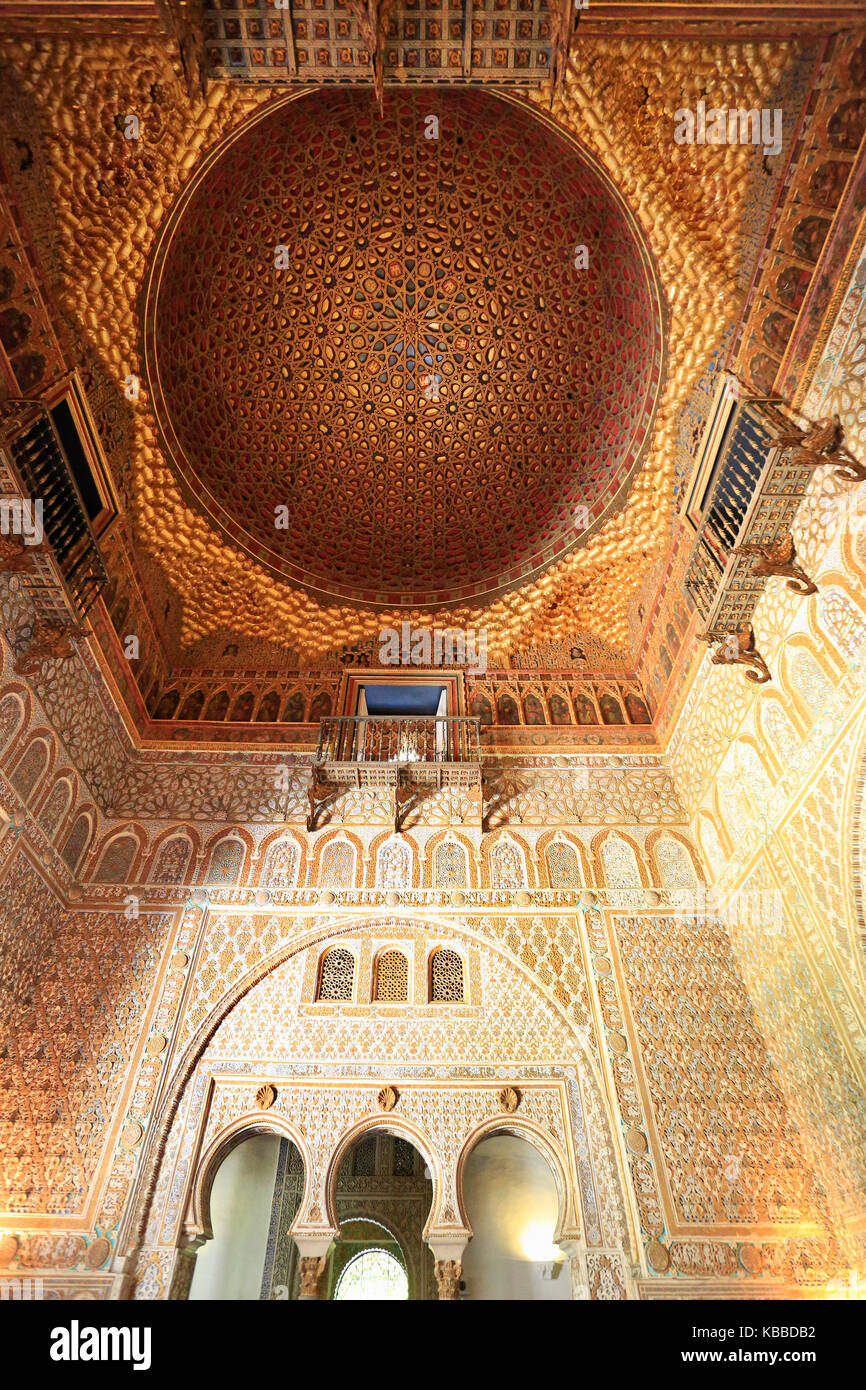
[430,948,464,1002]
[374,950,409,1002]
[318,947,355,1001]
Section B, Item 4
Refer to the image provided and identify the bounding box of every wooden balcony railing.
[314,715,482,791]
[684,398,818,635]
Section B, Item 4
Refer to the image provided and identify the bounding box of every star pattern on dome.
[145,88,664,607]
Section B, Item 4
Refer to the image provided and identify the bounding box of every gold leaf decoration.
[256,1084,276,1110]
[377,1085,398,1112]
[499,1086,521,1113]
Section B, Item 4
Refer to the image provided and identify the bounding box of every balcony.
[2,399,108,620]
[682,388,839,679]
[309,715,482,829]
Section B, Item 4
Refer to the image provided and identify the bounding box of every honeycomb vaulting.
[2,35,791,660]
[145,88,663,609]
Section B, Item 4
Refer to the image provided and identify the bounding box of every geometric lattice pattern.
[146,89,661,607]
[430,947,464,1001]
[374,949,409,1002]
[318,947,355,1000]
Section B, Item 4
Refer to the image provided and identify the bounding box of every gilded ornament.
[256,1084,277,1110]
[739,1244,762,1276]
[625,1128,648,1155]
[377,1085,398,1112]
[120,1120,144,1150]
[646,1240,670,1274]
[146,1034,167,1056]
[169,952,189,970]
[499,1086,521,1113]
[85,1237,111,1270]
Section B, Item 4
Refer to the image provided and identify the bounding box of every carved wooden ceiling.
[0,8,828,665]
[144,87,664,608]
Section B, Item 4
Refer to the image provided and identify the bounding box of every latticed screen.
[374,950,409,1002]
[430,948,464,1002]
[434,840,468,888]
[318,947,355,1000]
[546,841,581,888]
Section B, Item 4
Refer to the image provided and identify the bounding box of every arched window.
[152,688,180,719]
[284,691,305,722]
[206,837,244,885]
[523,693,545,725]
[490,839,526,890]
[151,836,192,884]
[61,813,91,874]
[598,692,624,725]
[10,738,48,802]
[548,693,571,725]
[546,840,582,888]
[430,947,464,1002]
[433,839,468,888]
[264,838,299,889]
[334,1249,408,1301]
[376,837,411,889]
[94,833,138,884]
[309,692,332,722]
[318,947,355,1001]
[470,694,493,726]
[374,949,409,1002]
[319,840,356,889]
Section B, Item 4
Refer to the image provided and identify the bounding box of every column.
[427,1233,470,1301]
[292,1233,335,1300]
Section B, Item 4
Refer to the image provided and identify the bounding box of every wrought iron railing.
[5,403,107,617]
[684,398,815,632]
[316,715,481,767]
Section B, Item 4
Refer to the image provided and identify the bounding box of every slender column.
[298,1255,329,1300]
[558,1238,589,1300]
[433,1259,462,1300]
